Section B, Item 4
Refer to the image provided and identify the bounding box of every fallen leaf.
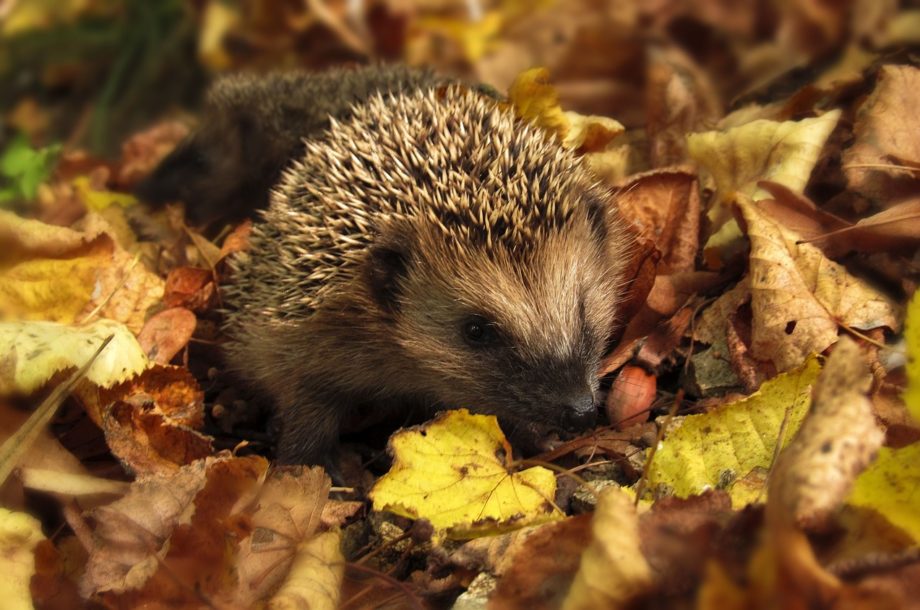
[0,211,164,332]
[769,337,884,531]
[369,409,560,539]
[233,466,331,606]
[489,516,592,610]
[116,121,190,189]
[562,487,652,610]
[137,307,197,365]
[267,530,344,610]
[736,194,901,371]
[606,365,655,428]
[843,64,920,202]
[904,290,920,422]
[0,320,148,395]
[849,442,920,543]
[507,67,624,153]
[615,168,701,274]
[75,364,210,476]
[688,110,840,254]
[163,267,216,312]
[0,509,45,610]
[647,357,821,505]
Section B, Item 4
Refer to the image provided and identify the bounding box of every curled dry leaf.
[0,319,148,395]
[74,364,210,476]
[768,337,884,531]
[137,307,197,365]
[163,266,216,312]
[562,487,652,610]
[267,530,344,610]
[735,194,901,371]
[843,64,920,202]
[369,409,559,540]
[489,516,593,610]
[615,168,701,274]
[116,121,189,189]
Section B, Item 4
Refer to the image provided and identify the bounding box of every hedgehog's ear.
[366,243,409,315]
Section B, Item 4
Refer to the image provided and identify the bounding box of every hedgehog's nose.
[562,393,598,431]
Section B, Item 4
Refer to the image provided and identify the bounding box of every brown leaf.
[806,196,920,254]
[163,266,217,312]
[219,219,252,261]
[755,180,850,251]
[735,195,900,371]
[137,307,196,365]
[116,121,189,189]
[769,337,884,532]
[843,64,920,203]
[646,47,722,167]
[75,365,211,476]
[606,365,655,429]
[616,168,701,274]
[233,466,332,607]
[489,516,592,610]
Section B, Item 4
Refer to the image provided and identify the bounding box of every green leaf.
[0,134,60,202]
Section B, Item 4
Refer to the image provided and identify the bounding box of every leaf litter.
[2,2,920,608]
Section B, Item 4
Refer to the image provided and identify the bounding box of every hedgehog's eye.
[462,315,498,347]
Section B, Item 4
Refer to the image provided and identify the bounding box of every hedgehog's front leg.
[275,383,347,466]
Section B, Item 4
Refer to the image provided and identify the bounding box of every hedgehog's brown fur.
[223,84,632,464]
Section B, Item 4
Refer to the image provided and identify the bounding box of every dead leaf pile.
[3,2,920,609]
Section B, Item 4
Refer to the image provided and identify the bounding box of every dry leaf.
[843,64,920,202]
[0,509,45,610]
[267,530,344,610]
[0,320,148,395]
[736,194,900,371]
[769,337,884,531]
[74,364,210,476]
[615,168,701,274]
[562,487,652,610]
[137,307,197,365]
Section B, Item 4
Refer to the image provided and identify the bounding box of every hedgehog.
[135,65,444,224]
[217,72,633,465]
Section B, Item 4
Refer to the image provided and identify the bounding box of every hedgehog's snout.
[560,392,598,431]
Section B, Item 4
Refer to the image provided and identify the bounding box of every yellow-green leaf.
[904,290,920,421]
[369,409,559,539]
[849,444,920,542]
[0,508,45,610]
[0,319,148,394]
[646,357,821,506]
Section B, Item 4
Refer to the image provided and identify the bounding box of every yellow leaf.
[689,110,841,205]
[73,176,137,211]
[646,358,821,506]
[849,443,920,542]
[0,211,163,332]
[198,0,240,71]
[267,531,344,610]
[688,110,840,253]
[0,319,149,394]
[507,68,624,153]
[0,508,45,610]
[369,409,559,539]
[562,487,651,610]
[507,67,570,140]
[904,290,920,421]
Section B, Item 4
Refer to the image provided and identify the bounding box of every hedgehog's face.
[366,197,628,439]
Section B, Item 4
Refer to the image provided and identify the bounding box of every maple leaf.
[369,409,560,539]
